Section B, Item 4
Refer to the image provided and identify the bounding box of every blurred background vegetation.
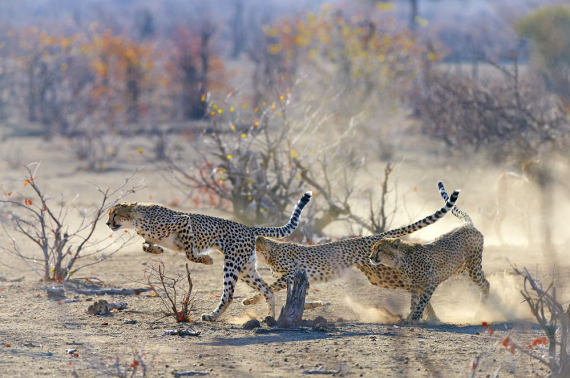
[0,0,569,247]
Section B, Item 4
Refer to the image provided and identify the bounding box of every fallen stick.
[73,288,151,296]
[0,276,24,282]
[302,366,343,375]
[255,327,309,334]
[163,329,201,337]
[172,370,210,376]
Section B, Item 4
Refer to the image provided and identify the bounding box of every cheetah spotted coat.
[106,192,312,321]
[370,182,490,322]
[246,188,461,320]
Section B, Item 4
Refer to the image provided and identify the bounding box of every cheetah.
[370,181,489,323]
[106,192,312,322]
[244,186,460,320]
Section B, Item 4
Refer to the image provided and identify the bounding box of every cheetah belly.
[156,234,183,252]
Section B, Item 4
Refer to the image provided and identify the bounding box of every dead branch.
[0,163,146,282]
[302,364,345,375]
[508,266,570,377]
[277,269,309,327]
[74,288,151,296]
[172,371,209,377]
[144,261,195,324]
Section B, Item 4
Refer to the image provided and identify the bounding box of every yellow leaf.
[376,2,394,11]
[229,106,234,112]
[427,52,436,61]
[241,133,246,139]
[267,44,282,54]
[138,147,143,153]
[226,154,233,160]
[242,104,247,109]
[291,150,298,158]
[230,124,236,131]
[218,109,223,114]
[212,104,218,109]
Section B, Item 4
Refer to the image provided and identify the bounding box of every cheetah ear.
[372,241,382,253]
[255,236,266,250]
[392,238,401,250]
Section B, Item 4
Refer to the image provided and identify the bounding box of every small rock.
[66,348,77,354]
[123,319,137,324]
[242,319,261,330]
[87,300,110,315]
[108,302,128,310]
[46,287,65,300]
[263,316,278,327]
[312,316,328,325]
[63,298,80,303]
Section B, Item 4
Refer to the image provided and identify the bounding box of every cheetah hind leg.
[142,241,164,255]
[423,302,441,323]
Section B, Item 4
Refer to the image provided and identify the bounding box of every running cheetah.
[245,187,460,320]
[370,182,489,323]
[106,192,312,321]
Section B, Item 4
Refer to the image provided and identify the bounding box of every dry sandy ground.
[0,135,568,377]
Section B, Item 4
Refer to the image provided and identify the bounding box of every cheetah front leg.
[406,285,437,324]
[242,274,327,310]
[243,275,289,306]
[239,255,276,317]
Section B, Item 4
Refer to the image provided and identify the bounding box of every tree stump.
[277,269,309,327]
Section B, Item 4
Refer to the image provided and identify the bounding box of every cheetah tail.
[375,189,460,240]
[437,181,474,226]
[253,191,312,238]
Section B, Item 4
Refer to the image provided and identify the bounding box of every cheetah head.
[106,202,137,231]
[255,236,271,264]
[255,236,282,265]
[370,238,401,268]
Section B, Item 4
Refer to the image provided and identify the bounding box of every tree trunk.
[277,269,308,327]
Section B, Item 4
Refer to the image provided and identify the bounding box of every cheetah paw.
[201,256,214,265]
[242,296,261,306]
[142,243,164,255]
[201,313,217,322]
[304,301,331,310]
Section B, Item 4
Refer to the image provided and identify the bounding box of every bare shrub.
[144,261,195,325]
[0,163,146,281]
[161,91,394,239]
[509,266,569,376]
[69,132,120,172]
[82,348,148,378]
[480,267,570,377]
[413,58,569,163]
